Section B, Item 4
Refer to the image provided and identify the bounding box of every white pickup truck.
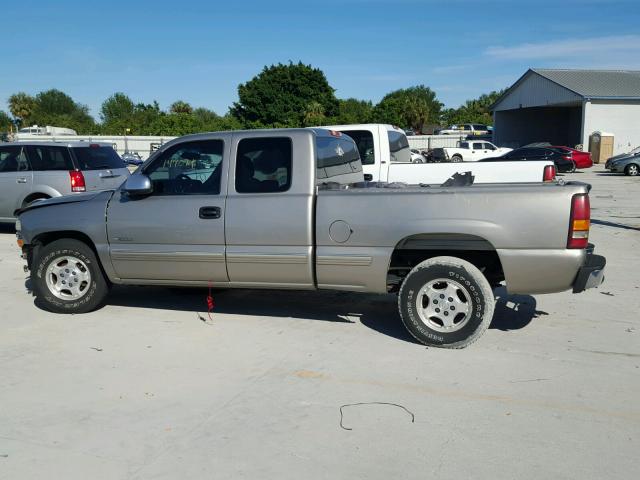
[323,124,556,184]
[442,140,512,162]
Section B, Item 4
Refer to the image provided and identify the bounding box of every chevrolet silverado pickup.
[323,124,556,184]
[15,128,606,348]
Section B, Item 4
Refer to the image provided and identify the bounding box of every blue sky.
[1,0,639,119]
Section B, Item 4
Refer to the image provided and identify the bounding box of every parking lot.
[1,168,638,479]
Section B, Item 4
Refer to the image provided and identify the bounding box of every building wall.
[582,100,640,155]
[14,134,177,159]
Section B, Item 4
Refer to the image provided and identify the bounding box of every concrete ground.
[1,168,638,479]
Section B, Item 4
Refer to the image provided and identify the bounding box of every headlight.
[15,219,21,231]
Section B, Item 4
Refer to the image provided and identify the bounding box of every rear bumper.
[572,250,606,293]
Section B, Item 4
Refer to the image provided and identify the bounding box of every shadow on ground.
[99,285,542,344]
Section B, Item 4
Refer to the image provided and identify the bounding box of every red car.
[551,146,593,169]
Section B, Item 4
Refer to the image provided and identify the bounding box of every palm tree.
[8,92,36,125]
[303,101,325,126]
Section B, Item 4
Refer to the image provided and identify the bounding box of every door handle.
[199,206,221,219]
[16,177,28,184]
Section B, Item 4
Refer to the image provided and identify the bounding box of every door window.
[144,140,224,195]
[484,143,496,150]
[0,146,29,172]
[472,143,483,150]
[388,130,411,163]
[235,137,292,193]
[340,130,375,165]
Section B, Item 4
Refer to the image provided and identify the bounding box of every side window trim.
[234,136,293,194]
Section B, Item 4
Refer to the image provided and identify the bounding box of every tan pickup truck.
[16,128,605,348]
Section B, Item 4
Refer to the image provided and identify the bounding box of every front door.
[106,138,229,283]
[0,145,32,220]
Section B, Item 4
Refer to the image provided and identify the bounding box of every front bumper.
[572,246,606,293]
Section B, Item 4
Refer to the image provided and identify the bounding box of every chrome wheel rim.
[629,165,638,175]
[415,279,471,333]
[45,256,92,300]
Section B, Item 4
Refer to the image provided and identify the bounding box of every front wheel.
[451,155,462,163]
[625,163,639,176]
[398,256,495,348]
[32,239,109,313]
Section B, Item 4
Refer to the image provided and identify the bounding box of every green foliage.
[0,110,13,131]
[170,100,193,114]
[329,98,374,125]
[441,90,505,126]
[373,86,442,133]
[8,92,36,126]
[231,62,338,128]
[28,89,98,134]
[100,93,136,134]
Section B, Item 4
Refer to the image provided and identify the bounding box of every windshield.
[72,146,125,170]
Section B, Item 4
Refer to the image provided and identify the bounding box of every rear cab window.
[71,145,125,170]
[316,133,362,184]
[388,130,411,163]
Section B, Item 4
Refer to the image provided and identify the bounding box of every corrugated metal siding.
[494,72,582,111]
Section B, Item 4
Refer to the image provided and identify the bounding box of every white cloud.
[485,35,640,60]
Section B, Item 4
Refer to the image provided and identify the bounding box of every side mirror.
[123,174,153,196]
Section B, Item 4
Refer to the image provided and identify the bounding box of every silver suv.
[0,142,129,222]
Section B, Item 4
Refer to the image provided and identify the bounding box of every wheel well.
[22,193,50,206]
[387,234,504,292]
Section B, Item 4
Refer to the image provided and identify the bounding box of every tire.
[398,256,495,348]
[569,161,576,173]
[625,163,639,176]
[32,239,109,313]
[451,155,462,163]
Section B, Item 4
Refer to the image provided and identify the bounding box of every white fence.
[407,134,466,150]
[14,134,177,159]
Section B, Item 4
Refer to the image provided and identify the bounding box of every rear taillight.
[543,165,557,182]
[567,193,590,249]
[69,170,86,192]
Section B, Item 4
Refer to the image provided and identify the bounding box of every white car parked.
[443,141,512,162]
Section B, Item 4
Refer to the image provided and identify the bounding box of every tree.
[231,62,338,128]
[441,90,505,126]
[0,110,13,131]
[329,98,373,125]
[30,89,98,134]
[170,100,193,114]
[100,93,136,134]
[373,86,442,133]
[302,101,326,126]
[8,92,36,126]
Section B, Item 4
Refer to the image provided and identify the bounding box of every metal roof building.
[492,68,640,155]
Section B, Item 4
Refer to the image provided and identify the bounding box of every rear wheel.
[625,164,639,176]
[569,161,577,173]
[398,256,495,348]
[32,239,109,313]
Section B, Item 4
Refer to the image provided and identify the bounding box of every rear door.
[224,132,315,288]
[71,145,129,191]
[106,138,228,282]
[0,145,32,219]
